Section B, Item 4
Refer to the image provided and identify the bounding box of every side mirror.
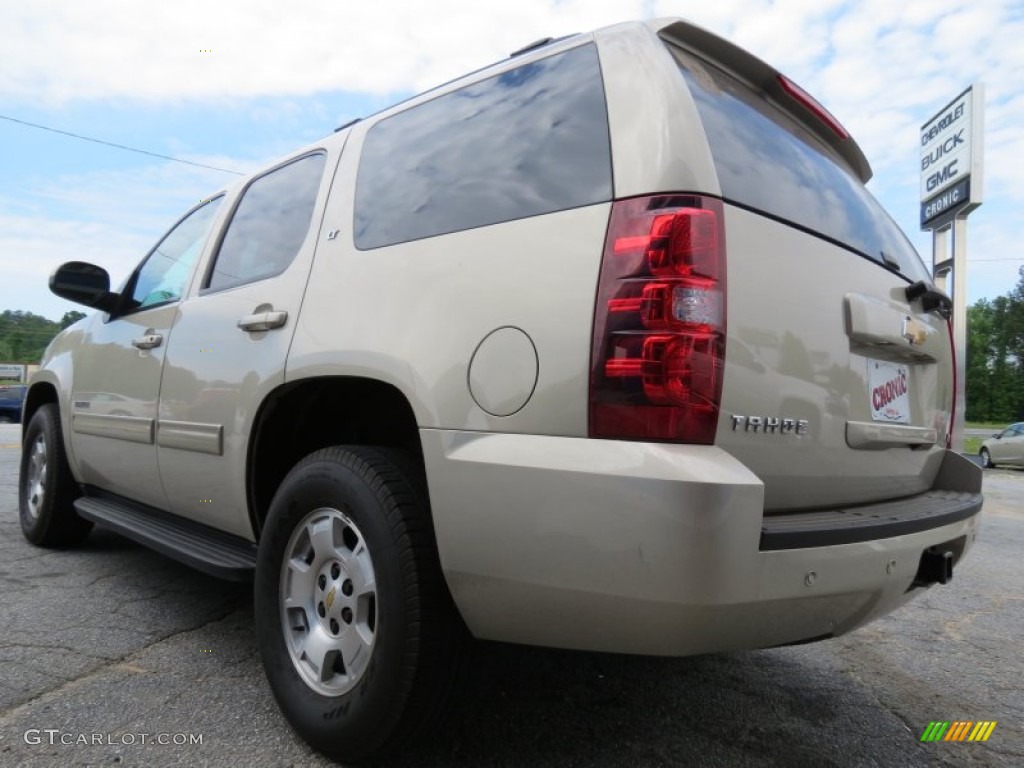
[49,262,120,312]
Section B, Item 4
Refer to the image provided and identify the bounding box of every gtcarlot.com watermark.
[24,729,203,746]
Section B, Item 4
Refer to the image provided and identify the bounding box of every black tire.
[19,403,92,547]
[980,448,994,469]
[254,446,465,764]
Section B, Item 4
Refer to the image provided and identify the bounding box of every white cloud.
[959,212,1023,301]
[0,0,646,103]
[1,0,1021,309]
[0,155,263,321]
[3,0,1019,191]
[661,1,1019,188]
[0,213,144,322]
[668,0,1024,303]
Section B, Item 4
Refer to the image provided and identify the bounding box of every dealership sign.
[920,85,984,228]
[0,363,26,382]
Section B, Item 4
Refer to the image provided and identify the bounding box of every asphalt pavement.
[0,421,1021,767]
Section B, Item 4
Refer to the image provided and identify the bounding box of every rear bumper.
[761,451,981,550]
[421,430,982,656]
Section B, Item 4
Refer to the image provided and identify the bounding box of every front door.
[70,198,223,509]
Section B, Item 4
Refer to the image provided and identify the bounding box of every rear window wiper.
[905,280,952,319]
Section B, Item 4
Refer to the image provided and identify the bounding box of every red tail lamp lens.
[648,208,719,278]
[590,196,726,443]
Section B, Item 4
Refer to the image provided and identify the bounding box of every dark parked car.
[0,383,26,422]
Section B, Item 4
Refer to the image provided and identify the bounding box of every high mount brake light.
[777,74,850,141]
[589,196,726,443]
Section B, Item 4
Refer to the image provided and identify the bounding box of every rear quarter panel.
[290,23,720,436]
[286,122,610,437]
[595,23,720,199]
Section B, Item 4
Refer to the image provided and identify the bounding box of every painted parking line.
[1,444,20,449]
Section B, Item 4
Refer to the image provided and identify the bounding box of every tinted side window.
[206,153,326,292]
[355,43,612,250]
[126,197,223,311]
[671,50,930,283]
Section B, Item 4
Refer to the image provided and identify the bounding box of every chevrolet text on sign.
[920,93,970,199]
[919,85,983,228]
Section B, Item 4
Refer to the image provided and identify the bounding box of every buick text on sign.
[919,90,972,201]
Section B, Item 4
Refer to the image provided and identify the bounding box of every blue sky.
[2,0,1021,323]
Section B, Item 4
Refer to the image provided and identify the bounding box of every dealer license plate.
[868,359,910,423]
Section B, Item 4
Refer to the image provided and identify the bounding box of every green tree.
[0,310,64,364]
[60,310,87,329]
[965,300,994,421]
[966,267,1024,422]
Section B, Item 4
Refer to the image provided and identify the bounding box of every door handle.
[131,333,163,350]
[238,310,288,332]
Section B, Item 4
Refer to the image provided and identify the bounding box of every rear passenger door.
[155,149,337,539]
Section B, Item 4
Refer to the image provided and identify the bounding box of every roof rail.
[509,34,577,58]
[334,118,361,133]
[510,37,554,57]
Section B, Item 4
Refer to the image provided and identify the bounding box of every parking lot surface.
[0,421,1021,767]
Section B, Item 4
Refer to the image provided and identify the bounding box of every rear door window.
[205,152,326,292]
[671,49,930,283]
[354,43,612,249]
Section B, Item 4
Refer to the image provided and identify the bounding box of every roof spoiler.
[655,19,872,183]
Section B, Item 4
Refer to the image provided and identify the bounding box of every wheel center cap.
[314,560,353,630]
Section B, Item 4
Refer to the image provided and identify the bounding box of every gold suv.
[19,18,982,763]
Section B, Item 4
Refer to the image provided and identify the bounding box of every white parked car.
[980,423,1024,468]
[20,17,982,762]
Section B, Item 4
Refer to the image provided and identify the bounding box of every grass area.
[964,422,1003,456]
[965,421,1010,431]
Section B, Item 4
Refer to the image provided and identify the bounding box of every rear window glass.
[672,51,930,283]
[354,43,612,250]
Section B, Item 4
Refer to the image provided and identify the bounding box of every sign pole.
[951,216,969,453]
[919,83,983,455]
[932,227,950,294]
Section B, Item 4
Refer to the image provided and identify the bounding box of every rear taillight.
[589,195,726,443]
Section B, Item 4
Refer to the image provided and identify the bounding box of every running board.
[74,495,257,581]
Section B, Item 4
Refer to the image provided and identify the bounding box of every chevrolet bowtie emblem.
[902,316,928,346]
